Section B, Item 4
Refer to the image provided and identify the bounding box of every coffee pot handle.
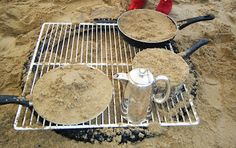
[153,75,171,104]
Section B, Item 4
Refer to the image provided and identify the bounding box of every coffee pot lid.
[129,68,154,86]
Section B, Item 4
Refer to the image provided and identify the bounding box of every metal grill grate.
[14,23,199,130]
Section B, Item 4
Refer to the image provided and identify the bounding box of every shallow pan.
[0,64,113,125]
[95,9,214,48]
[132,38,209,98]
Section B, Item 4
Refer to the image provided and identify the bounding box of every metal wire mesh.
[14,23,199,130]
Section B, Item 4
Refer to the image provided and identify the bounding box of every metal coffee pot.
[113,68,171,123]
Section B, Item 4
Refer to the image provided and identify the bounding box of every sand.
[32,64,113,125]
[132,48,190,87]
[119,9,176,42]
[0,0,236,147]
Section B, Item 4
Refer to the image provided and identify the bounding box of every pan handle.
[177,14,215,30]
[182,38,209,59]
[0,95,31,107]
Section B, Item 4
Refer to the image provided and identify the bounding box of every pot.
[113,68,171,123]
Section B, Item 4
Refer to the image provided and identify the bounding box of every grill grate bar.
[15,23,199,130]
[176,95,186,122]
[47,24,58,72]
[180,93,192,123]
[170,97,179,122]
[53,24,63,68]
[112,24,118,124]
[108,25,112,125]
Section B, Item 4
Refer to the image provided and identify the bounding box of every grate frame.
[14,22,199,130]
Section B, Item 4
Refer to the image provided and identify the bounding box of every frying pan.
[0,65,113,125]
[94,9,214,48]
[132,38,209,98]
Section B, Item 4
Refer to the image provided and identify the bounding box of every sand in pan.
[118,9,176,42]
[132,48,190,87]
[0,0,236,147]
[32,64,113,125]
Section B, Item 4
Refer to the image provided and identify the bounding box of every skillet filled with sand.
[118,9,176,43]
[32,64,113,125]
[132,48,190,87]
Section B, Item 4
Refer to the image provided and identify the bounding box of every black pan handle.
[177,14,215,30]
[0,95,31,107]
[94,18,117,24]
[182,38,209,59]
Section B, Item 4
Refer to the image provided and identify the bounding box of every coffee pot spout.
[113,73,129,81]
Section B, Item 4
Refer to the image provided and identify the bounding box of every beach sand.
[0,0,235,147]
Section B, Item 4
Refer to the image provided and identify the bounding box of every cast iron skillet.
[0,65,113,125]
[94,9,214,48]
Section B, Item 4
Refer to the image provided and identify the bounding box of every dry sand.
[32,64,113,125]
[132,48,190,87]
[119,9,176,42]
[0,0,236,147]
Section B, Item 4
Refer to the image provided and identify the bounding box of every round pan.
[118,10,214,48]
[95,10,214,48]
[131,38,209,93]
[0,65,113,125]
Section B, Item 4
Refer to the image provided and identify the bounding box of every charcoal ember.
[55,127,153,144]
